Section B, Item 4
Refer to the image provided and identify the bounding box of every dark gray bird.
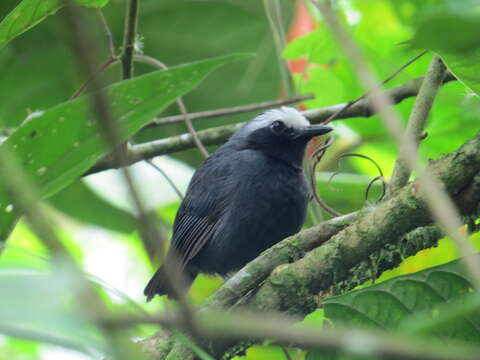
[144,107,332,300]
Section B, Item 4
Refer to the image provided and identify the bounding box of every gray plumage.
[144,107,332,300]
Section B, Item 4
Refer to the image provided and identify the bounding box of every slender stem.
[69,56,119,100]
[145,160,184,200]
[323,50,428,125]
[149,94,314,127]
[121,0,139,79]
[264,0,294,97]
[388,56,446,194]
[97,9,116,57]
[134,54,210,158]
[84,74,455,175]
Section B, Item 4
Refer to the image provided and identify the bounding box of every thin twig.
[148,73,453,128]
[388,56,447,194]
[148,94,314,127]
[264,0,294,97]
[97,9,116,57]
[280,345,293,360]
[69,56,119,100]
[323,50,428,125]
[134,54,210,158]
[311,0,480,287]
[145,160,184,200]
[83,74,456,176]
[309,136,340,216]
[121,0,139,79]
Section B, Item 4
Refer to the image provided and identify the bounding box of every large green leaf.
[47,179,137,233]
[0,0,109,49]
[411,12,480,54]
[0,269,104,355]
[0,54,250,240]
[440,51,480,96]
[322,256,480,343]
[388,1,480,97]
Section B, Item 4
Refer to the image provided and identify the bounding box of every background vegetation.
[0,0,480,359]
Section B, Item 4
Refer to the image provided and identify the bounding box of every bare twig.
[388,56,447,194]
[121,0,139,79]
[148,74,453,128]
[85,74,455,175]
[146,160,184,200]
[323,50,428,125]
[328,153,386,204]
[97,9,116,57]
[311,0,480,287]
[69,56,119,100]
[264,0,293,97]
[280,345,293,360]
[309,136,341,216]
[134,54,209,158]
[149,94,314,127]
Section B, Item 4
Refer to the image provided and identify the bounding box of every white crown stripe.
[253,106,310,130]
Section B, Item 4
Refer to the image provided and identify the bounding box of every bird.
[144,106,332,300]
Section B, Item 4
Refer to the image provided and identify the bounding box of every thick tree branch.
[389,56,447,194]
[205,212,356,310]
[84,74,455,176]
[142,131,480,359]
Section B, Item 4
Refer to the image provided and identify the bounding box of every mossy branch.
[142,131,480,359]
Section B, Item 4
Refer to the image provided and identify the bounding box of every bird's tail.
[144,264,197,301]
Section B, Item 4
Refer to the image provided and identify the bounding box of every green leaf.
[0,268,104,354]
[440,51,480,96]
[47,179,137,233]
[0,0,109,49]
[0,54,251,239]
[411,11,480,54]
[323,257,480,343]
[393,2,480,96]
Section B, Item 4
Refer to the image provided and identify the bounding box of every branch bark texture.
[389,56,447,193]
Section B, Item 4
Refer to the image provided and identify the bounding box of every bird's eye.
[270,120,286,134]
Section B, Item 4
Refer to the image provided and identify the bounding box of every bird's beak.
[296,125,333,139]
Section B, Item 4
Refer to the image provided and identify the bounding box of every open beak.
[296,125,333,139]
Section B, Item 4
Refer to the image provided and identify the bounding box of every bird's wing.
[169,152,232,265]
[174,215,221,264]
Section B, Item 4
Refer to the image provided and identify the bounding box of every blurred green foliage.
[1,0,480,359]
